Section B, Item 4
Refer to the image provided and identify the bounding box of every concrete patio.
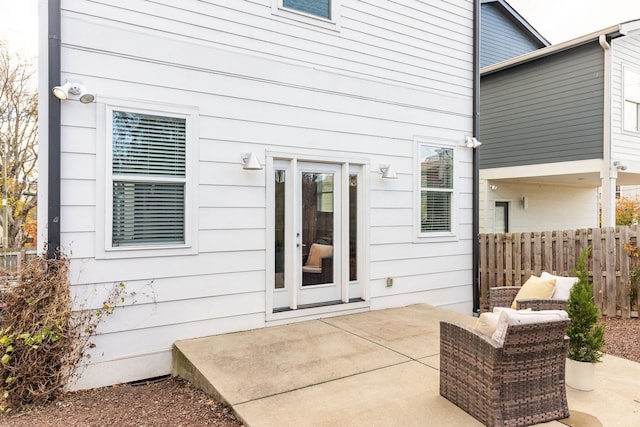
[173,304,640,426]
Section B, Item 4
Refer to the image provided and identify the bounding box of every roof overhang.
[481,19,640,76]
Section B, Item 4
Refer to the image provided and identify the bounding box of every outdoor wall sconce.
[379,164,398,179]
[613,161,627,171]
[521,196,529,209]
[241,152,263,170]
[52,81,95,104]
[489,184,498,191]
[464,136,482,149]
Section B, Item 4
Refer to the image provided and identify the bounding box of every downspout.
[472,0,481,315]
[599,35,614,227]
[47,0,61,258]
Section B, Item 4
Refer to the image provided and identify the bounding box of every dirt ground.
[0,317,638,427]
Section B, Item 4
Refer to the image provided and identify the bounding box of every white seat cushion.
[491,309,569,345]
[541,271,578,301]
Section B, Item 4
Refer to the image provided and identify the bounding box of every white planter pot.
[566,358,595,391]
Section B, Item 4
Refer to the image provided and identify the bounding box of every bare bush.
[0,255,125,412]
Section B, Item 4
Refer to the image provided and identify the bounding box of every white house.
[38,0,479,389]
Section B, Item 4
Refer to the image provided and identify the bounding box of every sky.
[1,0,640,56]
[507,0,640,44]
[0,0,37,58]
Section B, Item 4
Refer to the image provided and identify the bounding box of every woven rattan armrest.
[516,298,567,311]
[488,286,521,310]
[489,286,568,311]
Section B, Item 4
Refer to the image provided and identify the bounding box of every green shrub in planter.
[566,247,605,363]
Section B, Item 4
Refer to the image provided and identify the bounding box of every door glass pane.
[301,172,334,286]
[274,170,286,289]
[349,174,357,281]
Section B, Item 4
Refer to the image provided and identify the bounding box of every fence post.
[513,232,522,286]
[488,234,496,289]
[591,228,604,313]
[522,232,531,282]
[619,226,630,318]
[533,232,542,276]
[603,228,617,317]
[479,234,488,310]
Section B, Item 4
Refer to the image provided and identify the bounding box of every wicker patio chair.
[489,286,567,311]
[439,318,570,427]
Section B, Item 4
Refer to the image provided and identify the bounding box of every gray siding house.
[480,21,640,232]
[480,0,548,68]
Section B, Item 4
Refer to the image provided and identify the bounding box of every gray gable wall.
[481,2,547,68]
[480,42,605,169]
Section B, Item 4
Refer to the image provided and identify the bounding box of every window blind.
[420,145,453,233]
[112,182,185,246]
[113,111,186,177]
[421,191,451,232]
[111,110,187,247]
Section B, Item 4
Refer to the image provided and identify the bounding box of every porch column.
[601,167,617,227]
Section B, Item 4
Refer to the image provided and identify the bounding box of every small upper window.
[624,68,640,133]
[283,0,331,19]
[272,0,340,29]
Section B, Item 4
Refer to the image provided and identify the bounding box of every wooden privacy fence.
[479,226,640,318]
[1,250,37,276]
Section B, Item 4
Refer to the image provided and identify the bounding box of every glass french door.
[273,160,360,310]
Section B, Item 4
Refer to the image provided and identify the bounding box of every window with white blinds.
[111,111,187,247]
[419,145,453,233]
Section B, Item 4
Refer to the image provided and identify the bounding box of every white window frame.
[623,66,640,134]
[96,101,198,259]
[271,0,341,31]
[414,138,458,241]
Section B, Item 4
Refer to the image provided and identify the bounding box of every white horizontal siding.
[71,312,265,390]
[72,271,266,310]
[62,0,472,95]
[370,283,473,312]
[480,180,598,233]
[51,0,475,388]
[68,252,267,285]
[611,34,640,166]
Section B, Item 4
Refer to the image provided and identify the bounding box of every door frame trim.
[265,151,370,320]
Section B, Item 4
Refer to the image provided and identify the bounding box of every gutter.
[472,0,480,315]
[47,0,61,258]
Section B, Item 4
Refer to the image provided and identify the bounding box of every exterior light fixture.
[379,164,398,179]
[52,81,95,104]
[613,161,627,171]
[241,152,263,170]
[465,136,481,149]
